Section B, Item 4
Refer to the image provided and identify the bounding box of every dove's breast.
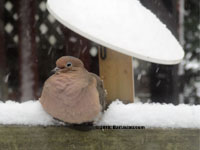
[40,71,101,124]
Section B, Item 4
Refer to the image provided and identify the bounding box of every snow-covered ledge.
[0,100,199,150]
[0,100,199,129]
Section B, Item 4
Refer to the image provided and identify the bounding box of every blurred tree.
[182,0,200,104]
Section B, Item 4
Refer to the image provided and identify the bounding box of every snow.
[97,100,200,128]
[185,60,200,70]
[47,0,184,65]
[0,100,61,126]
[89,46,98,57]
[0,100,200,129]
[69,36,77,43]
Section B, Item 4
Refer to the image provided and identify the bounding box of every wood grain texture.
[0,126,199,150]
[99,48,134,105]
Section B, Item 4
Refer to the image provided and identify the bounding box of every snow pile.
[0,100,60,126]
[0,100,199,128]
[97,100,200,128]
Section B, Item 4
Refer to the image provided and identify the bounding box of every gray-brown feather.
[90,73,107,111]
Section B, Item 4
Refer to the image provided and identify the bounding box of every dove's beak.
[51,67,60,73]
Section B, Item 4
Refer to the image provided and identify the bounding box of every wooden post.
[18,0,38,101]
[99,48,134,105]
[0,126,199,150]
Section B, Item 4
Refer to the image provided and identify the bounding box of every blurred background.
[0,0,199,104]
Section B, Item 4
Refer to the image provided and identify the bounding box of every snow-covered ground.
[0,100,199,128]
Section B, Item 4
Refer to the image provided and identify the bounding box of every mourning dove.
[40,56,106,124]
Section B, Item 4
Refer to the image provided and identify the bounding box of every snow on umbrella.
[46,0,184,65]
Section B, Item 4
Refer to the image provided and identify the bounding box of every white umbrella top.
[47,0,184,65]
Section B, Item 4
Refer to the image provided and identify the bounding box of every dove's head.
[53,56,84,72]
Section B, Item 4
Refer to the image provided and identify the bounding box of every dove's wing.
[90,73,107,110]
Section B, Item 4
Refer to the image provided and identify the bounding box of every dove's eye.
[66,62,72,67]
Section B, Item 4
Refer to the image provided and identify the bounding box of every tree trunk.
[18,0,38,101]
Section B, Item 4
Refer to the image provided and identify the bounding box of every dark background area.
[0,0,199,104]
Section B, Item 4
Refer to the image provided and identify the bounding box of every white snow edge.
[96,100,200,129]
[0,100,199,129]
[0,100,61,126]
